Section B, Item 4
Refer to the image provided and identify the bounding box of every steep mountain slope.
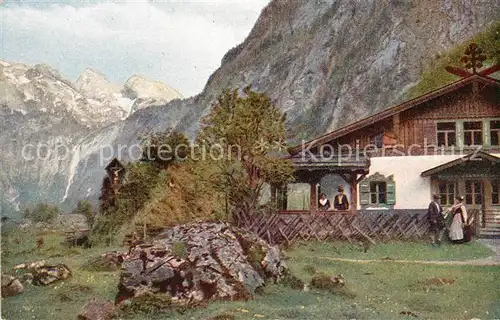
[0,61,182,216]
[2,0,500,215]
[0,60,126,126]
[74,68,133,115]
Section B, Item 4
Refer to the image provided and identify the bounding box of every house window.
[359,172,395,207]
[463,121,483,146]
[370,133,384,148]
[438,181,456,206]
[492,181,500,205]
[369,182,387,204]
[490,120,500,146]
[465,180,482,205]
[437,122,456,147]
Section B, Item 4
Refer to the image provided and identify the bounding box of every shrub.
[23,203,60,223]
[171,241,188,259]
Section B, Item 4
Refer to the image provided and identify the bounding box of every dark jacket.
[334,194,349,210]
[427,201,444,222]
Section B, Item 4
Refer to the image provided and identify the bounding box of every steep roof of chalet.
[288,74,500,155]
[420,151,500,177]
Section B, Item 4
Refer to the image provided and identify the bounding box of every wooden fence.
[233,210,432,245]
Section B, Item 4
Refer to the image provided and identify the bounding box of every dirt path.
[316,239,500,267]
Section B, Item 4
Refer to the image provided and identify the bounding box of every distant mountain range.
[1,0,499,217]
[0,59,182,216]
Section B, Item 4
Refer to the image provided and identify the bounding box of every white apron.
[449,205,467,241]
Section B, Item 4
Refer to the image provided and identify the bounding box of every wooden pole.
[310,181,317,213]
[350,172,358,213]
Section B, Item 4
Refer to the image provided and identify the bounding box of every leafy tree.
[139,130,190,168]
[92,130,192,244]
[197,87,294,216]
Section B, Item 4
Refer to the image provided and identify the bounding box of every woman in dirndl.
[448,196,468,244]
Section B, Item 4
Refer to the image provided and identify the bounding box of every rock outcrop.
[13,261,72,286]
[1,274,24,297]
[116,222,286,307]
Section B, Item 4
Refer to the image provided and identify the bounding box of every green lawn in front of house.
[287,239,494,262]
[1,229,498,320]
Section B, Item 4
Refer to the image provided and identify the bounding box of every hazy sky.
[0,0,270,97]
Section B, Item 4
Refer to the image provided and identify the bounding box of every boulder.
[1,274,24,297]
[13,261,71,285]
[78,299,115,320]
[116,221,287,307]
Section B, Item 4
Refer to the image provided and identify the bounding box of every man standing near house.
[333,185,349,211]
[428,194,445,246]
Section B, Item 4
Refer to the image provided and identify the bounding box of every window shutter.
[359,181,370,205]
[386,181,396,205]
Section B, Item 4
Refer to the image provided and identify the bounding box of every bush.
[171,241,188,259]
[23,203,60,223]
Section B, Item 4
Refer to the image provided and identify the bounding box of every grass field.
[1,230,499,320]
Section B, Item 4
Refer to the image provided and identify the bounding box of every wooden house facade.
[274,46,500,234]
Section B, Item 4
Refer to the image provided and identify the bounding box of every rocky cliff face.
[0,61,182,216]
[2,0,499,215]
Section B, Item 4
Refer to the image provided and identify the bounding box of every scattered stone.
[1,274,24,297]
[116,221,287,308]
[400,310,419,317]
[78,299,116,320]
[13,261,71,285]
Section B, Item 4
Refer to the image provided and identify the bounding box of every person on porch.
[333,185,349,210]
[318,193,331,211]
[427,194,445,246]
[447,195,468,244]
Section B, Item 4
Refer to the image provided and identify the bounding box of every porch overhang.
[421,151,500,178]
[289,153,370,177]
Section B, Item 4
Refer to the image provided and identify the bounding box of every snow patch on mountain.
[123,75,183,113]
[0,60,126,127]
[74,68,133,114]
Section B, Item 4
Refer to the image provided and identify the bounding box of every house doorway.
[465,179,485,226]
